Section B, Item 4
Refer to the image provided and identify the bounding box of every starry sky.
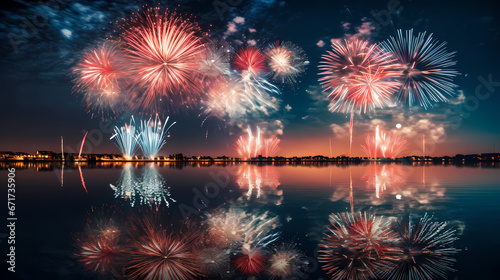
[1,0,499,157]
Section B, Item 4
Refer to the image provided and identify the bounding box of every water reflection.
[236,164,282,205]
[109,163,175,207]
[318,212,459,280]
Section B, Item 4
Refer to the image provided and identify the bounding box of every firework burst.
[110,117,138,160]
[233,249,267,276]
[318,39,400,114]
[266,41,308,83]
[73,42,129,117]
[381,29,459,109]
[319,212,399,280]
[121,7,205,113]
[126,213,204,280]
[262,136,280,157]
[76,235,126,275]
[236,125,263,159]
[137,116,175,159]
[383,214,459,280]
[232,46,267,75]
[267,244,306,278]
[361,125,408,159]
[199,42,231,78]
[205,207,280,249]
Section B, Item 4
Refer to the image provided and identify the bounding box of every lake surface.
[1,162,499,279]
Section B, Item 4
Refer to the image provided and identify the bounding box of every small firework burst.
[233,248,267,276]
[75,234,126,275]
[199,42,231,78]
[232,46,267,75]
[197,247,233,278]
[121,7,205,113]
[381,29,459,109]
[205,207,280,249]
[72,42,129,117]
[383,214,459,280]
[137,116,176,159]
[361,125,408,159]
[267,244,306,278]
[266,41,308,83]
[319,212,399,280]
[318,39,400,114]
[110,117,138,160]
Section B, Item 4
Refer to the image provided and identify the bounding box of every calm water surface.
[1,162,499,279]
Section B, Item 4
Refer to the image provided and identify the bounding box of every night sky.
[1,0,499,157]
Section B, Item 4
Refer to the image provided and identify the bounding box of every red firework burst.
[232,47,267,75]
[76,235,125,275]
[73,42,129,116]
[121,7,205,113]
[319,212,399,280]
[233,250,267,276]
[318,39,400,114]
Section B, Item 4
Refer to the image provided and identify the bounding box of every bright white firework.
[205,207,280,250]
[137,116,176,159]
[110,117,138,160]
[265,41,308,83]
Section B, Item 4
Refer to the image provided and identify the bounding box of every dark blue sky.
[1,0,499,157]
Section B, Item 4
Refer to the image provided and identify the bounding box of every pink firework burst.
[262,136,280,157]
[361,125,408,159]
[318,39,400,114]
[232,249,267,276]
[232,46,267,75]
[319,212,399,280]
[121,7,205,113]
[127,227,202,280]
[73,42,129,117]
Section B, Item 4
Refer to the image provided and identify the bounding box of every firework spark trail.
[381,29,459,109]
[265,41,308,83]
[383,213,459,280]
[72,42,129,117]
[319,212,400,280]
[361,125,408,159]
[78,165,88,193]
[318,39,401,155]
[110,117,138,160]
[79,131,89,159]
[232,47,267,75]
[137,116,176,159]
[121,7,205,113]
